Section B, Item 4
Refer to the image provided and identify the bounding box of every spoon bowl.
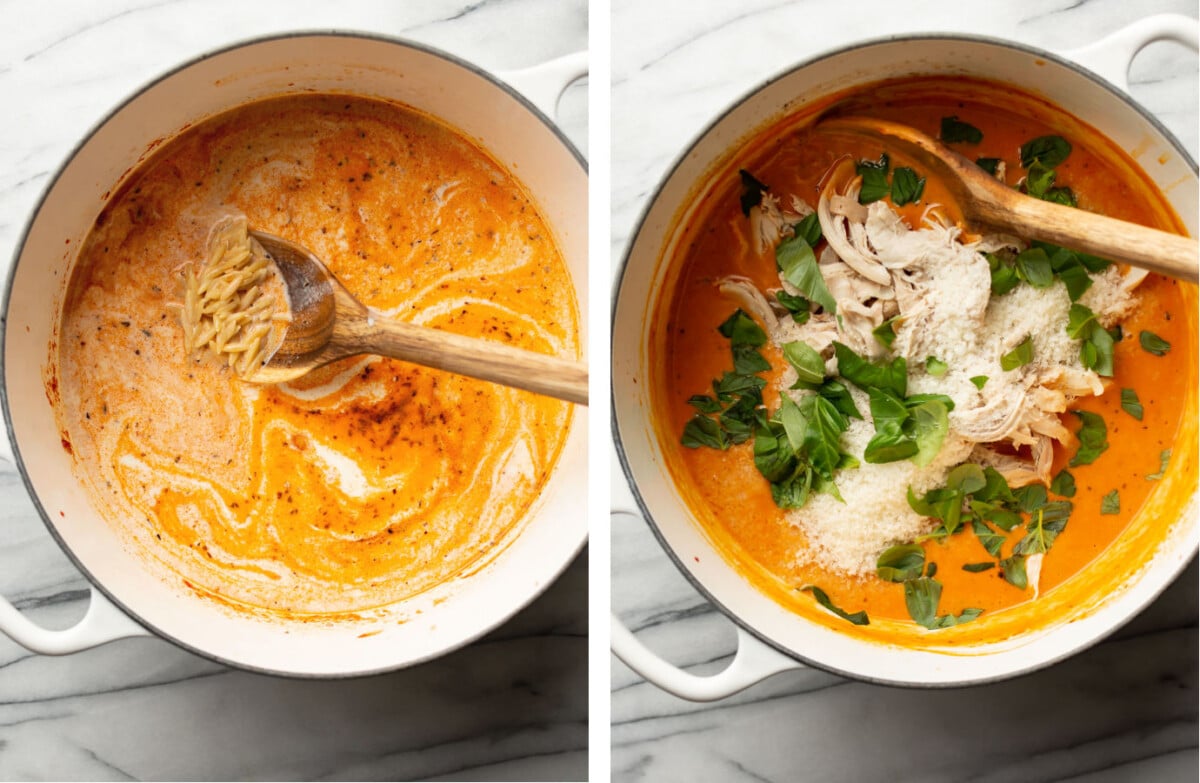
[247,230,589,404]
[817,116,1199,283]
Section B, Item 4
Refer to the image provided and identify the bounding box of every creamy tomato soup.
[653,77,1196,642]
[53,94,579,616]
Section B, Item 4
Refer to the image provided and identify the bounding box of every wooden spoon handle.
[975,179,1199,283]
[360,315,588,405]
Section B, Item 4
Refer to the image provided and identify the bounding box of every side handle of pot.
[610,510,803,701]
[497,50,588,121]
[0,587,148,655]
[1062,13,1199,93]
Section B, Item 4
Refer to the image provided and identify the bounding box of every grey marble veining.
[611,1,1198,781]
[0,1,587,781]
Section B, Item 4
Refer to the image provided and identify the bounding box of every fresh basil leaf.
[1108,324,1123,343]
[1147,449,1170,481]
[1120,388,1144,421]
[1050,469,1077,498]
[856,152,891,204]
[904,577,948,629]
[1000,554,1028,589]
[817,379,862,420]
[972,518,1005,558]
[873,316,900,349]
[1043,186,1077,207]
[891,167,926,206]
[1057,261,1092,302]
[976,467,1015,504]
[738,169,768,216]
[1020,135,1071,168]
[833,341,907,398]
[876,543,926,582]
[775,290,811,324]
[904,393,956,412]
[718,309,767,347]
[1066,304,1097,340]
[753,425,797,483]
[925,356,948,377]
[732,344,771,375]
[783,341,826,387]
[976,157,1002,176]
[981,505,1023,532]
[986,252,1020,296]
[970,375,988,389]
[963,562,996,573]
[777,235,837,315]
[867,386,909,427]
[947,463,988,496]
[778,394,808,454]
[803,585,869,625]
[1087,324,1114,377]
[1139,330,1171,356]
[1013,484,1048,513]
[681,415,728,450]
[909,400,950,468]
[771,465,814,509]
[1023,162,1056,198]
[687,395,723,414]
[794,212,823,247]
[1015,248,1054,288]
[1015,506,1070,555]
[800,394,849,479]
[1070,410,1109,467]
[1101,489,1120,515]
[929,607,983,629]
[1000,335,1034,371]
[941,116,983,144]
[713,371,767,400]
[864,420,919,464]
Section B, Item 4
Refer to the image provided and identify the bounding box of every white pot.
[612,16,1198,698]
[0,33,588,677]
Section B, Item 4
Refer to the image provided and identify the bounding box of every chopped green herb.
[686,395,723,414]
[873,316,900,349]
[1147,449,1170,481]
[775,290,811,324]
[1120,388,1144,421]
[738,169,768,216]
[782,341,826,387]
[1023,162,1057,199]
[1000,335,1034,371]
[772,465,814,509]
[1050,469,1076,498]
[876,544,925,582]
[925,356,948,377]
[963,562,996,573]
[941,116,984,144]
[834,342,907,398]
[891,166,926,206]
[856,152,891,204]
[1066,304,1114,376]
[1000,554,1028,589]
[1101,490,1120,515]
[909,399,950,468]
[969,375,989,390]
[971,518,1005,557]
[803,585,869,625]
[1070,410,1109,467]
[925,562,938,578]
[1015,248,1054,288]
[928,608,983,628]
[903,577,940,628]
[976,157,1002,176]
[1020,135,1071,168]
[718,309,767,347]
[753,424,796,483]
[817,378,862,421]
[1015,506,1070,556]
[1139,330,1171,356]
[793,212,823,246]
[799,393,849,479]
[681,415,728,450]
[987,252,1021,296]
[776,234,837,315]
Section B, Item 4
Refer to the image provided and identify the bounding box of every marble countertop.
[611,1,1198,781]
[0,1,587,781]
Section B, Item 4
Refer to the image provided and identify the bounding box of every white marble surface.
[0,1,587,781]
[611,1,1198,781]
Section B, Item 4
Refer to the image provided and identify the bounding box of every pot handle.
[496,50,588,121]
[0,587,149,654]
[1061,13,1199,93]
[610,510,804,701]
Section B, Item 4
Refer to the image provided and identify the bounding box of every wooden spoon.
[817,116,1199,283]
[244,230,588,405]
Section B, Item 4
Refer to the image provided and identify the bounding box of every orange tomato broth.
[54,94,578,618]
[651,76,1197,645]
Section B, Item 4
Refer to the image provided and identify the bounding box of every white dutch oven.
[612,16,1198,698]
[0,33,588,677]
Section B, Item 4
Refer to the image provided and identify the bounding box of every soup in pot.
[51,94,580,617]
[653,76,1196,643]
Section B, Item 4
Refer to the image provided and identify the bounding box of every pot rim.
[611,30,1199,689]
[1,29,587,679]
